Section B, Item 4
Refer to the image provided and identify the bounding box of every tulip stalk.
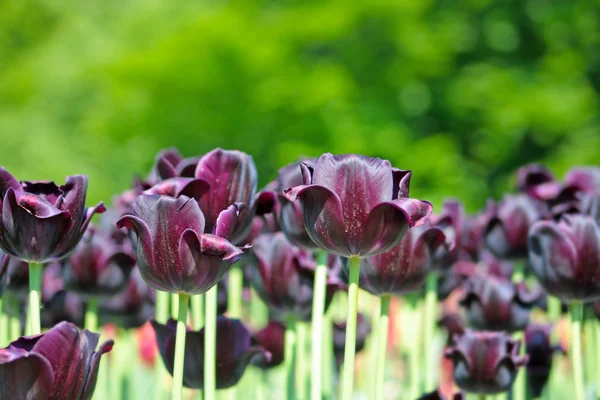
[0,299,7,346]
[423,272,438,392]
[84,298,99,332]
[155,290,171,400]
[191,294,204,331]
[341,257,360,400]
[9,299,20,341]
[171,293,180,320]
[310,251,328,400]
[570,302,584,400]
[322,310,333,400]
[512,330,526,400]
[228,264,243,318]
[296,321,308,400]
[204,285,218,400]
[28,262,43,334]
[374,295,391,400]
[173,293,190,400]
[285,316,297,400]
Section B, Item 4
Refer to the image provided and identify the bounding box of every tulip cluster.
[2,152,599,400]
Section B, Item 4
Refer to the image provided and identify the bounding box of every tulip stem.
[322,310,333,400]
[296,321,308,400]
[512,330,526,400]
[310,252,328,400]
[0,299,6,346]
[251,288,268,328]
[205,285,218,400]
[172,293,190,400]
[155,290,171,400]
[85,298,98,332]
[547,296,561,322]
[423,273,438,392]
[570,302,584,400]
[171,293,180,320]
[228,265,243,319]
[191,294,204,331]
[28,262,43,335]
[341,257,360,400]
[156,290,171,324]
[285,316,297,400]
[9,298,20,341]
[375,295,391,400]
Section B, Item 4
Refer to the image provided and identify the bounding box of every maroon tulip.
[248,232,344,322]
[564,167,600,193]
[529,214,600,302]
[62,225,136,299]
[485,194,547,260]
[252,321,285,369]
[417,390,464,400]
[0,169,105,263]
[358,224,450,296]
[460,275,542,332]
[285,153,432,258]
[145,147,199,185]
[429,200,465,269]
[438,312,465,346]
[42,291,85,329]
[444,330,528,394]
[516,164,562,201]
[0,321,113,399]
[117,194,245,294]
[332,313,371,369]
[525,324,564,398]
[151,316,270,389]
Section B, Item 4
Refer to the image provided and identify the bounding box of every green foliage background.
[1,0,599,211]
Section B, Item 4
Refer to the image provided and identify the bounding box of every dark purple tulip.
[461,202,496,261]
[444,330,528,394]
[62,225,136,299]
[0,321,113,400]
[525,324,564,398]
[42,291,85,329]
[116,194,245,295]
[564,167,600,193]
[358,224,449,296]
[0,169,105,263]
[438,312,465,346]
[252,321,285,369]
[429,200,465,269]
[484,194,547,260]
[3,258,64,303]
[417,390,464,400]
[460,275,542,333]
[332,313,371,369]
[285,153,432,258]
[145,147,199,185]
[529,214,600,302]
[248,232,344,322]
[194,148,275,245]
[516,164,562,201]
[151,316,271,389]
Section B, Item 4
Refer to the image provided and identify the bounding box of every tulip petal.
[359,198,432,257]
[0,349,54,400]
[80,339,114,400]
[392,168,411,198]
[0,168,21,200]
[144,178,210,202]
[213,203,243,240]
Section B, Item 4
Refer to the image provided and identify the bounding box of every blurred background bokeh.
[1,0,599,210]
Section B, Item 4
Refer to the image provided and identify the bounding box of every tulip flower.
[564,167,600,193]
[151,316,271,389]
[0,169,105,334]
[516,164,562,201]
[253,321,286,369]
[525,324,564,398]
[144,148,199,186]
[248,232,343,323]
[444,330,528,394]
[460,275,542,333]
[485,194,547,261]
[438,312,465,346]
[0,321,113,399]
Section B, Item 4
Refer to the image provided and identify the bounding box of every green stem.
[340,257,360,400]
[204,285,218,400]
[547,296,562,322]
[512,330,526,400]
[321,310,333,400]
[375,295,391,400]
[250,289,268,329]
[85,298,98,332]
[171,293,180,320]
[407,301,421,399]
[172,293,190,400]
[156,290,171,324]
[423,273,438,392]
[584,308,595,383]
[310,252,328,400]
[28,262,43,335]
[285,316,297,400]
[296,322,307,400]
[570,302,584,400]
[256,370,267,400]
[512,262,525,283]
[191,294,204,331]
[228,265,243,319]
[0,299,6,346]
[155,290,171,400]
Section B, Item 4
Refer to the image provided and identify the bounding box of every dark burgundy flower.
[151,316,270,389]
[357,224,450,296]
[0,321,113,399]
[461,202,496,261]
[564,167,600,193]
[247,232,344,322]
[525,324,564,398]
[529,214,600,302]
[62,225,136,300]
[285,154,432,258]
[42,291,85,329]
[429,200,464,269]
[145,147,199,186]
[444,330,528,394]
[116,194,245,295]
[252,321,285,369]
[417,390,464,400]
[438,312,465,346]
[460,275,542,332]
[0,169,105,263]
[516,164,562,201]
[3,258,64,304]
[194,148,275,245]
[485,194,547,260]
[332,313,371,369]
